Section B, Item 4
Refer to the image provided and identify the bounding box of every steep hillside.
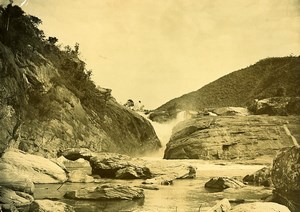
[0,4,161,157]
[156,56,300,112]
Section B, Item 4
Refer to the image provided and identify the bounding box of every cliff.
[0,5,161,157]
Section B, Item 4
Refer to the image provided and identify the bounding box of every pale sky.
[2,0,300,109]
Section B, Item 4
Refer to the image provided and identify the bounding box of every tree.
[48,36,58,45]
[3,4,24,31]
[74,42,79,55]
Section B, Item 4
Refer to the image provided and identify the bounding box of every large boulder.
[271,146,300,212]
[64,184,144,200]
[89,153,152,179]
[30,200,75,212]
[231,202,290,212]
[272,147,300,191]
[205,177,245,191]
[164,115,298,160]
[243,167,272,187]
[59,148,96,161]
[0,162,35,194]
[0,186,34,212]
[0,149,67,183]
[61,149,153,179]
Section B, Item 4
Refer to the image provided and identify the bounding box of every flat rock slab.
[205,177,245,191]
[231,202,290,212]
[30,200,75,212]
[0,149,67,184]
[64,184,144,200]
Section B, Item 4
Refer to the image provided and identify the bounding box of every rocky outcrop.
[204,177,245,191]
[0,186,34,212]
[271,146,300,212]
[164,115,299,160]
[64,184,144,200]
[30,200,75,212]
[0,149,67,184]
[248,97,300,116]
[231,202,290,212]
[243,167,272,187]
[0,41,161,157]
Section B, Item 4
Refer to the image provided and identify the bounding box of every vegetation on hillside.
[156,56,300,112]
[0,3,108,120]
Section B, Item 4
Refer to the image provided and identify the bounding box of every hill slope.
[0,4,161,157]
[156,56,300,112]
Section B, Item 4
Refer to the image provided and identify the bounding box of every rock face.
[0,41,161,157]
[271,146,300,212]
[30,200,75,212]
[231,202,290,212]
[64,184,144,200]
[248,97,300,116]
[0,149,67,184]
[0,186,34,211]
[243,167,272,187]
[204,177,245,190]
[164,115,299,160]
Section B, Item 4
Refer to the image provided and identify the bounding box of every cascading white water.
[147,111,188,158]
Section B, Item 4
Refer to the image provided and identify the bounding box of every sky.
[2,0,300,109]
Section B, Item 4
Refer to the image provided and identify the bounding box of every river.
[34,112,271,211]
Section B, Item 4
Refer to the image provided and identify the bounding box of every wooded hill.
[156,56,300,112]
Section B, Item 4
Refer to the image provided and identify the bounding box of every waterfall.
[147,111,188,158]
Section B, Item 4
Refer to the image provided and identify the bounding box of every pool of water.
[34,159,271,212]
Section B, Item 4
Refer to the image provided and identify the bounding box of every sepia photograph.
[0,0,299,211]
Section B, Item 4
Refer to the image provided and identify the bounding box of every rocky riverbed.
[1,147,298,212]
